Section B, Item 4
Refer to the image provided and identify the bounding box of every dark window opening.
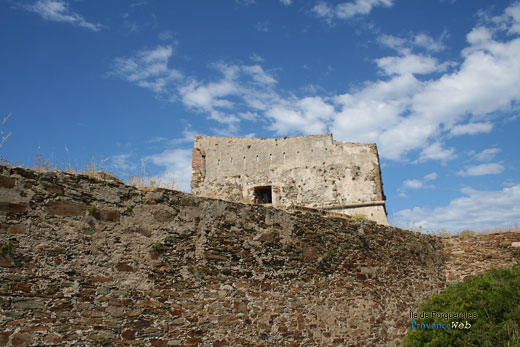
[254,186,272,204]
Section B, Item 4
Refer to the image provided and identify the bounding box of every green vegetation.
[0,241,15,256]
[88,204,97,216]
[404,265,520,347]
[98,338,110,346]
[152,242,165,252]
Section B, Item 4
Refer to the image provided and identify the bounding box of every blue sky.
[1,0,519,232]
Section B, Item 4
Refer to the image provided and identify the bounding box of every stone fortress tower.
[191,134,388,225]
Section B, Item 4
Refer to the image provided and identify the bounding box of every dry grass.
[406,223,520,238]
[0,113,12,149]
[1,153,176,190]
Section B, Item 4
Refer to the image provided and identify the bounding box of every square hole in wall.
[254,186,272,204]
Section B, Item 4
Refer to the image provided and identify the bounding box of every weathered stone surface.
[43,333,62,344]
[191,134,388,225]
[0,331,12,345]
[89,276,113,283]
[0,164,518,346]
[0,175,16,188]
[8,224,26,234]
[13,299,46,310]
[11,333,32,347]
[45,200,86,216]
[99,209,120,222]
[44,184,64,195]
[0,202,27,212]
[115,263,135,272]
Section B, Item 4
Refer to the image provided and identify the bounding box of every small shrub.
[459,229,476,238]
[152,242,165,252]
[404,265,520,346]
[88,204,97,215]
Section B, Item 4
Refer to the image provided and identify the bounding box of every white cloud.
[394,184,520,232]
[145,148,192,192]
[111,47,280,132]
[403,179,425,189]
[413,33,446,52]
[242,65,277,85]
[379,32,446,53]
[506,2,520,34]
[110,154,134,171]
[111,3,520,164]
[111,45,182,94]
[424,172,438,181]
[400,172,437,195]
[177,64,278,128]
[473,147,501,161]
[457,163,505,176]
[326,3,520,161]
[330,73,419,146]
[376,54,444,76]
[312,0,393,22]
[450,122,493,135]
[249,53,264,63]
[25,0,103,31]
[180,79,238,112]
[267,96,335,135]
[418,142,457,163]
[280,0,292,5]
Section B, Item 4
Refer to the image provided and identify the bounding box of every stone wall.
[191,134,388,225]
[0,165,519,346]
[442,231,520,282]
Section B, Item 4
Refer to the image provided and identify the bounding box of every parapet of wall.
[191,134,388,225]
[0,165,443,346]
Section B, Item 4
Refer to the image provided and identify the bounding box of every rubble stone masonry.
[0,165,519,346]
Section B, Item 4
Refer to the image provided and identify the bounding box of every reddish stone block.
[0,202,27,212]
[0,331,12,345]
[12,332,32,346]
[186,337,203,344]
[99,209,120,222]
[151,339,167,346]
[0,176,16,188]
[121,329,135,339]
[171,309,184,316]
[20,325,50,333]
[45,200,85,216]
[278,324,288,332]
[116,263,135,272]
[89,276,113,283]
[355,273,367,280]
[50,302,73,311]
[12,282,32,293]
[213,341,229,347]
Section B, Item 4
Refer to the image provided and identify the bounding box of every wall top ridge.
[194,133,378,148]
